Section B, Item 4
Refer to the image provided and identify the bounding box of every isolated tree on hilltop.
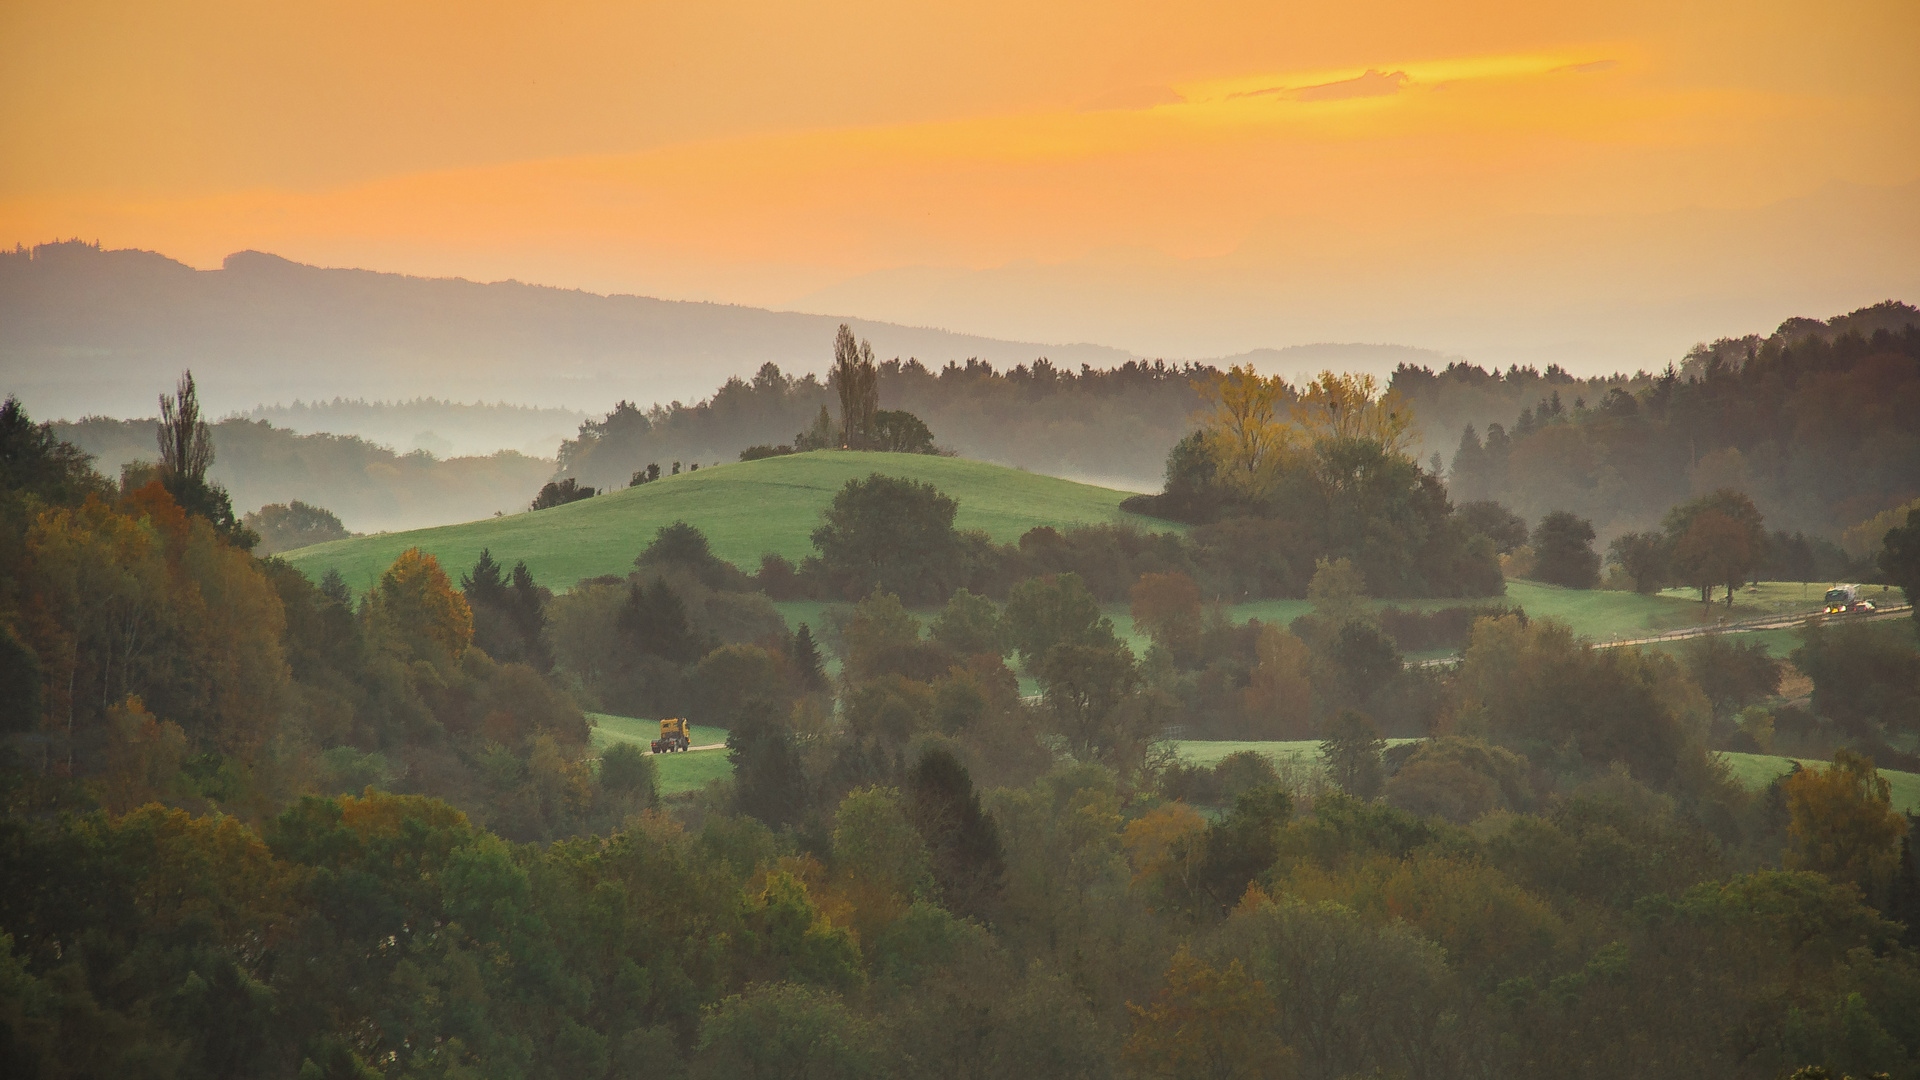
[530,477,595,511]
[831,324,879,449]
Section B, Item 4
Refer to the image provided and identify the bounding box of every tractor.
[651,717,692,754]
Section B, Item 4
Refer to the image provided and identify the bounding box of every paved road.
[1592,602,1912,650]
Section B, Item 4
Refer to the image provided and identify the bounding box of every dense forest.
[1435,301,1920,542]
[7,354,1920,1079]
[556,353,1213,492]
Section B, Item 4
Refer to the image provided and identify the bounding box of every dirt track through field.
[1414,602,1912,667]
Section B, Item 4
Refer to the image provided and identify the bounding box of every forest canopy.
[4,310,1920,1079]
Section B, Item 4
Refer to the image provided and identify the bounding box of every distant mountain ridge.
[0,241,1136,421]
[0,241,1474,427]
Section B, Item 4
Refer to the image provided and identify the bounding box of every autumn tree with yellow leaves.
[1293,371,1417,455]
[1195,365,1295,500]
[1193,367,1417,502]
[376,546,474,655]
[1124,949,1294,1080]
[1784,749,1910,905]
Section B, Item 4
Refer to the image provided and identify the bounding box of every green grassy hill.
[284,450,1169,592]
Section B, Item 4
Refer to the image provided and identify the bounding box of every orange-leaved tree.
[378,547,473,656]
[1122,802,1208,914]
[1130,571,1203,662]
[1124,948,1292,1080]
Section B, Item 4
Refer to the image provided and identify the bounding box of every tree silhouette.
[1531,511,1600,589]
[157,369,213,485]
[1878,507,1920,631]
[831,324,879,449]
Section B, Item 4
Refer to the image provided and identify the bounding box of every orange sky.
[3,0,1916,365]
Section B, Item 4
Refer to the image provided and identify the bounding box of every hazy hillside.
[237,398,591,459]
[0,240,1134,421]
[53,415,554,533]
[1431,301,1920,541]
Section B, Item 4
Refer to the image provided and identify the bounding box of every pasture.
[1100,580,1841,661]
[589,713,733,796]
[283,450,1171,594]
[1720,752,1920,814]
[1174,739,1920,814]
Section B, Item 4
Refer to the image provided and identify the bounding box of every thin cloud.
[1292,69,1412,102]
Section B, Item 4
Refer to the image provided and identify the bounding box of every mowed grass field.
[1721,752,1920,813]
[588,713,732,796]
[1176,740,1920,813]
[284,451,1171,594]
[1101,580,1849,661]
[1175,738,1424,768]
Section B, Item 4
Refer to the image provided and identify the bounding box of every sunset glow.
[3,0,1915,361]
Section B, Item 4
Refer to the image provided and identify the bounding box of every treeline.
[238,397,590,459]
[52,415,553,534]
[1434,301,1920,540]
[8,387,1920,1078]
[555,351,1213,492]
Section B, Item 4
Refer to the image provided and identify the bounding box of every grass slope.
[1721,752,1920,814]
[1104,581,1836,662]
[589,713,732,796]
[1176,739,1423,768]
[1176,740,1920,813]
[284,451,1169,593]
